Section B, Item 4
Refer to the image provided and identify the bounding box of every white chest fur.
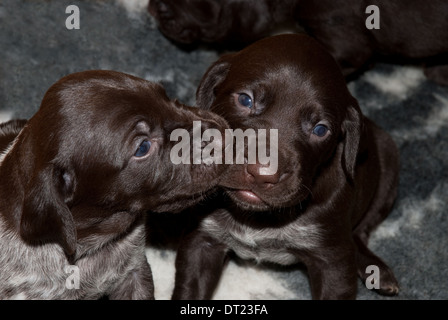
[200,210,322,265]
[0,215,147,299]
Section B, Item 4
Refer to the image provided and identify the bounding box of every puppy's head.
[148,0,222,43]
[3,70,227,255]
[197,34,363,211]
[148,0,272,44]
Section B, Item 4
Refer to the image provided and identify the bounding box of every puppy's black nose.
[246,163,280,188]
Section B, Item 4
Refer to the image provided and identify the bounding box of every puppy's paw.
[375,266,400,296]
[357,251,399,296]
[361,261,400,296]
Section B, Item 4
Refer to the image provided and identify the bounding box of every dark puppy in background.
[172,34,400,300]
[296,0,448,84]
[149,0,448,85]
[148,0,301,45]
[0,70,227,299]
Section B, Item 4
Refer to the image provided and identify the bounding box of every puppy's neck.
[71,206,145,260]
[0,151,24,230]
[0,139,29,230]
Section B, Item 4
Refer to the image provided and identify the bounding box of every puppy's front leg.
[172,230,228,300]
[108,256,155,300]
[305,246,358,300]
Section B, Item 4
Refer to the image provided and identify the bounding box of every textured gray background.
[1,0,447,300]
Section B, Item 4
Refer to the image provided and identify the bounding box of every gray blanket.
[1,0,447,300]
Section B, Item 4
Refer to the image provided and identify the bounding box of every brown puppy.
[148,0,300,45]
[172,34,400,299]
[148,0,448,85]
[0,70,227,299]
[296,0,448,84]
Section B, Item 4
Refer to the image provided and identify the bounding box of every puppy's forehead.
[223,34,351,105]
[34,78,172,143]
[57,76,168,118]
[227,34,344,83]
[27,71,175,150]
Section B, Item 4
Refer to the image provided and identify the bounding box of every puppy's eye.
[312,124,329,137]
[134,140,151,157]
[238,93,253,109]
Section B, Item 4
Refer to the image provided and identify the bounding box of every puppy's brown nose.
[246,163,280,188]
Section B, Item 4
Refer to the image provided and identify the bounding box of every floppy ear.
[20,165,77,256]
[196,54,234,110]
[341,103,364,182]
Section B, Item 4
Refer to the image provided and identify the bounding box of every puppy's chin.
[151,195,206,213]
[150,184,220,213]
[225,188,309,212]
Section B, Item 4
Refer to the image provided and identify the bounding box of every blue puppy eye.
[238,93,253,108]
[312,124,328,137]
[135,140,151,157]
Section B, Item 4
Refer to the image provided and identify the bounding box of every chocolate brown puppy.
[148,0,299,45]
[172,34,400,299]
[0,70,227,299]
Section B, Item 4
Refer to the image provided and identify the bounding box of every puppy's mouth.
[235,190,263,203]
[225,185,311,212]
[226,189,272,211]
